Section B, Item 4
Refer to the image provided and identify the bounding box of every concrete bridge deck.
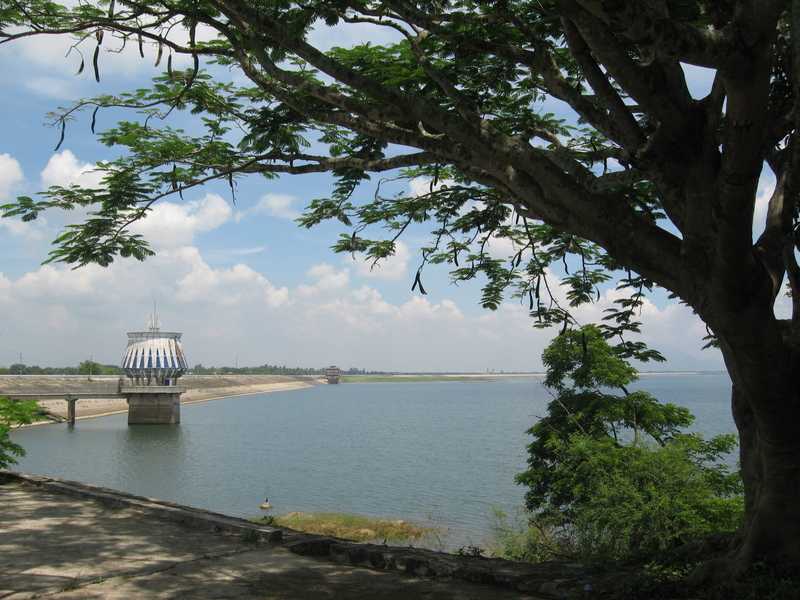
[0,375,320,423]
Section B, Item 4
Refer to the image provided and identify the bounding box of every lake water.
[11,374,734,549]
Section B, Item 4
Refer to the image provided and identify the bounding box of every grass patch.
[255,511,435,543]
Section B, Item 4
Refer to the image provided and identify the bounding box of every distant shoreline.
[9,371,729,425]
[341,371,725,383]
[10,377,320,427]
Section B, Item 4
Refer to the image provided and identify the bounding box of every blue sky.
[0,19,777,372]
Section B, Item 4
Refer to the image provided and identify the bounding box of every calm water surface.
[12,374,734,547]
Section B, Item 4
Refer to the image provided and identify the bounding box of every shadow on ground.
[0,480,542,599]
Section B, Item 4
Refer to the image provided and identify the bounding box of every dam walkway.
[0,473,555,599]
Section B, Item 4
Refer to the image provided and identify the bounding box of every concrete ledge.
[308,540,590,595]
[0,470,594,598]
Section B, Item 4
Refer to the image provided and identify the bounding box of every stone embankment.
[0,471,584,599]
[0,374,321,422]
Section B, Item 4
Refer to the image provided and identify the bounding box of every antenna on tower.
[148,298,160,332]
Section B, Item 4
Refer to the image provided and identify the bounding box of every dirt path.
[0,479,543,599]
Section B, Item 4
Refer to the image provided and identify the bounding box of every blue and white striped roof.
[122,330,187,377]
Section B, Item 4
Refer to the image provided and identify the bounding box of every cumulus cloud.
[40,150,104,189]
[0,152,45,240]
[7,20,219,82]
[237,193,301,221]
[0,155,726,373]
[409,176,455,198]
[351,240,411,281]
[0,239,725,371]
[174,247,288,307]
[297,263,350,297]
[0,153,24,199]
[0,245,289,366]
[131,193,233,248]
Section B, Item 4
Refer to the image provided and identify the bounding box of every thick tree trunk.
[722,342,800,572]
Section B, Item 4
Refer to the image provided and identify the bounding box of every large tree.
[1,0,797,571]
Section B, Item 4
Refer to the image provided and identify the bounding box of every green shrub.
[0,397,38,469]
[509,327,743,563]
[551,434,742,560]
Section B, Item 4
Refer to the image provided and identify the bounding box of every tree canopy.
[3,1,776,355]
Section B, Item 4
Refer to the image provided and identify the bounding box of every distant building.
[325,365,341,384]
[121,313,188,387]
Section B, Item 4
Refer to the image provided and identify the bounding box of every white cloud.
[0,244,291,366]
[0,153,24,199]
[15,263,112,299]
[0,240,726,372]
[174,247,288,307]
[409,176,456,198]
[351,240,411,281]
[0,218,46,241]
[297,263,350,297]
[131,193,233,248]
[0,153,45,240]
[7,21,220,81]
[238,193,301,221]
[40,150,104,189]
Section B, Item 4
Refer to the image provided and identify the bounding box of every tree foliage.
[0,397,39,469]
[513,328,742,561]
[77,360,120,375]
[0,1,707,364]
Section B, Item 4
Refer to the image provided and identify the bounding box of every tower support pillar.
[123,386,184,424]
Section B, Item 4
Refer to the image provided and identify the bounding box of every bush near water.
[486,327,772,597]
[0,397,38,469]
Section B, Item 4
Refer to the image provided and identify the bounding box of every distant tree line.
[0,361,122,375]
[0,362,379,376]
[189,364,379,376]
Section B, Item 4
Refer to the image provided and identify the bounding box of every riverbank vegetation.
[255,512,435,544]
[0,397,39,469]
[487,328,795,598]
